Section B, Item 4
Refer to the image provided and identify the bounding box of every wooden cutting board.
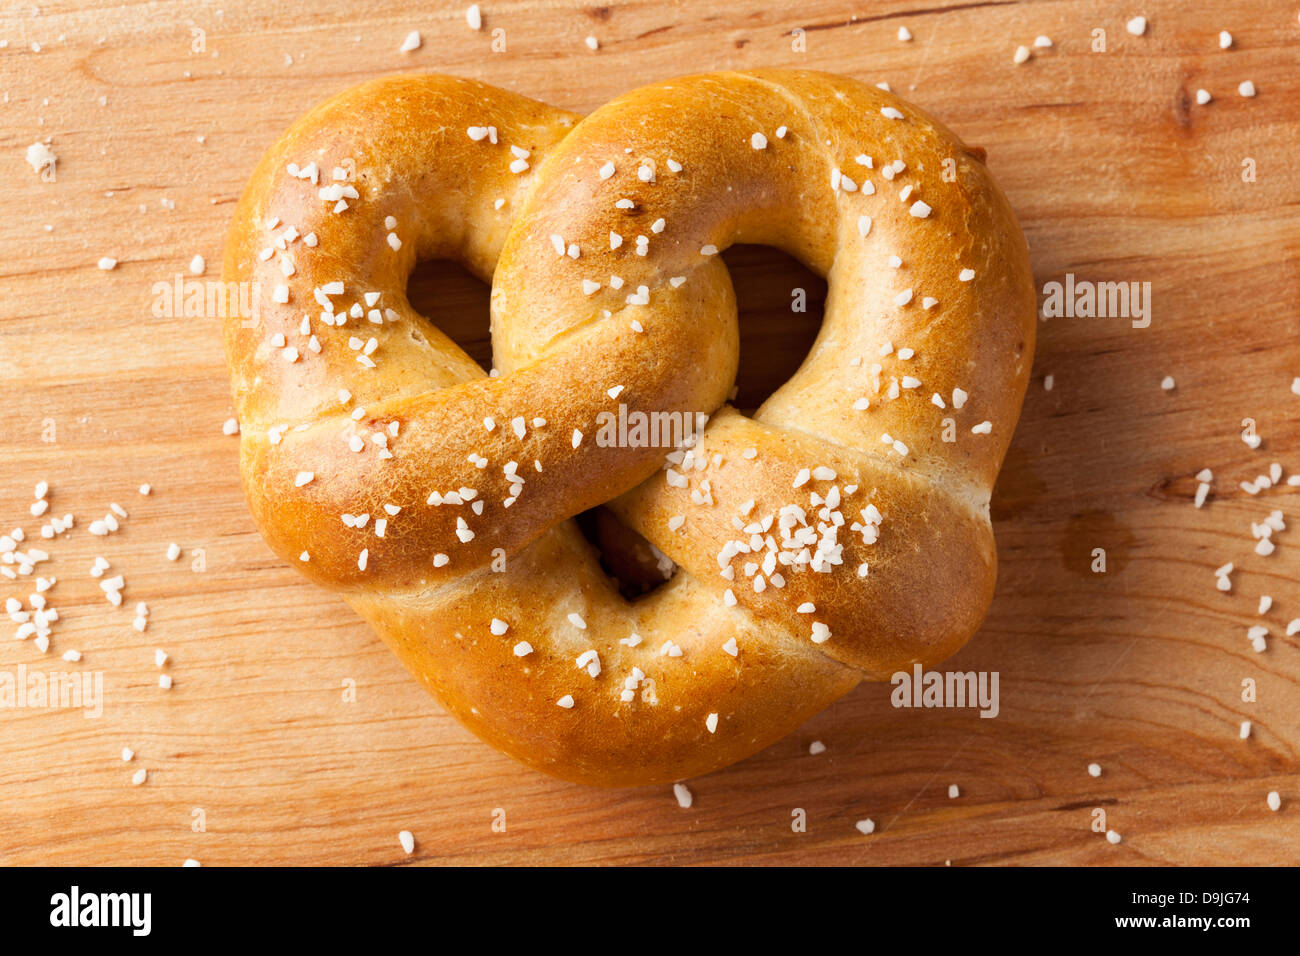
[2,0,1298,866]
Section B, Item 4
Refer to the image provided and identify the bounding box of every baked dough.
[222,70,1035,786]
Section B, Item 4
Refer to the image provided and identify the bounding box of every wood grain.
[2,0,1299,866]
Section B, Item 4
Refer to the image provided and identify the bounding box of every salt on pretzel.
[222,70,1035,786]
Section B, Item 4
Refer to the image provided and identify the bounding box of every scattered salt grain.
[25,142,57,176]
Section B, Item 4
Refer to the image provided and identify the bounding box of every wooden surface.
[2,0,1299,866]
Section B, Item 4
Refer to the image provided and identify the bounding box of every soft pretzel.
[222,70,1035,787]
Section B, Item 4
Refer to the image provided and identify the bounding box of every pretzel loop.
[224,70,1035,785]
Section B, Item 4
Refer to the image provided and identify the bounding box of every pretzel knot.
[223,70,1035,786]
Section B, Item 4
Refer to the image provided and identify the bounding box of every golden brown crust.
[222,70,1035,787]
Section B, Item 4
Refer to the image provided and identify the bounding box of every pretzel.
[222,70,1035,786]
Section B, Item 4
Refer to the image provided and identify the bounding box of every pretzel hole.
[405,257,493,371]
[577,508,676,599]
[724,245,826,413]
